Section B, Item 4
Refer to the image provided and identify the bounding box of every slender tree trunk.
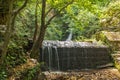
[31,0,46,60]
[33,0,39,42]
[1,12,17,65]
[30,26,46,60]
[1,0,13,64]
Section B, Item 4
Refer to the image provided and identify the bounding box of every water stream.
[53,46,60,70]
[66,30,72,41]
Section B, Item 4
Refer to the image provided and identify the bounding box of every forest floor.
[8,58,38,80]
[42,68,120,80]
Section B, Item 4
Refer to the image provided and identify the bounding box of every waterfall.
[42,41,111,71]
[47,44,52,70]
[42,42,60,71]
[53,46,60,70]
[66,30,72,41]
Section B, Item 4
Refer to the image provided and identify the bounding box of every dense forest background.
[0,0,120,79]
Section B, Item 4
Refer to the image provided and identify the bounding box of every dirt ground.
[42,68,120,80]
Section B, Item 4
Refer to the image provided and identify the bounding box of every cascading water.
[41,41,112,71]
[47,45,52,70]
[41,41,60,71]
[66,30,72,41]
[53,46,60,70]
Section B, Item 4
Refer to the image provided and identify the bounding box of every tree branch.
[33,0,39,42]
[14,0,28,15]
[45,0,74,27]
[45,7,52,17]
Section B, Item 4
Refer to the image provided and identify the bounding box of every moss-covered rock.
[96,31,120,51]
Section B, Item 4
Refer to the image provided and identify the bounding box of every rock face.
[40,41,112,71]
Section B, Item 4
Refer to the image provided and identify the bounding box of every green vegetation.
[0,0,120,79]
[100,0,120,31]
[19,64,40,80]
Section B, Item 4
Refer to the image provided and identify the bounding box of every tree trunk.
[1,0,14,64]
[33,0,39,43]
[30,26,46,60]
[30,0,46,61]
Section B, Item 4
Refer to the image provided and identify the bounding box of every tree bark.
[33,0,39,43]
[1,0,14,64]
[31,0,46,60]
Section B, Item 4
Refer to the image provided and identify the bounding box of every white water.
[48,45,52,70]
[42,43,60,71]
[53,46,60,70]
[66,30,73,41]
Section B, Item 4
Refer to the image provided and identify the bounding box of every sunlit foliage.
[100,0,120,31]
